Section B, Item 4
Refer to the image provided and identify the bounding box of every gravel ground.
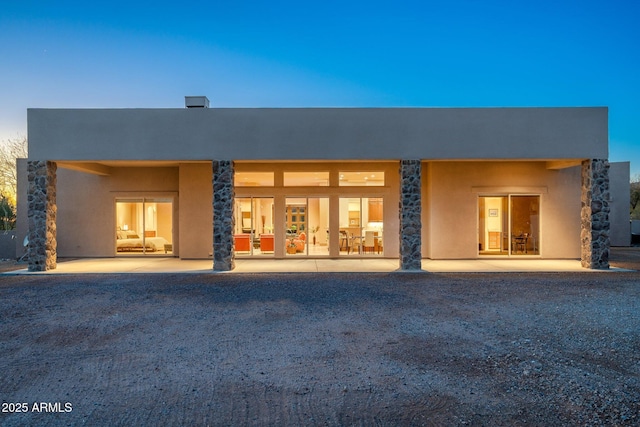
[0,249,639,426]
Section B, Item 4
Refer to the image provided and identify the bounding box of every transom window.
[283,172,329,186]
[339,171,384,186]
[235,172,274,187]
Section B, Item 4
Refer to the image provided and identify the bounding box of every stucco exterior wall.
[55,167,179,257]
[609,161,631,246]
[178,163,213,259]
[425,161,582,259]
[20,106,623,266]
[41,161,400,259]
[384,164,400,257]
[422,163,432,259]
[16,159,28,259]
[28,107,608,162]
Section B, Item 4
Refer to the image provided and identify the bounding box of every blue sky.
[1,0,638,175]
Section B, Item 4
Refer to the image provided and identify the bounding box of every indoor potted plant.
[286,239,298,254]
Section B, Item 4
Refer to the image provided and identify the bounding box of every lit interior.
[115,199,173,255]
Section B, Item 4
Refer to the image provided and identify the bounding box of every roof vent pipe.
[185,96,210,108]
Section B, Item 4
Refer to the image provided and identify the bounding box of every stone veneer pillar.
[27,161,57,271]
[212,160,235,271]
[399,160,422,270]
[581,159,610,269]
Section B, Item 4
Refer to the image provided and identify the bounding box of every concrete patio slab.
[2,257,630,275]
[422,259,596,272]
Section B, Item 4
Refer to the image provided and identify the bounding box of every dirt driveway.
[1,250,639,426]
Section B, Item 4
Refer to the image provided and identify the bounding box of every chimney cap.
[185,96,210,108]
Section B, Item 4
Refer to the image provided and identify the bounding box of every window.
[339,171,384,186]
[339,197,384,256]
[235,172,274,187]
[283,172,329,186]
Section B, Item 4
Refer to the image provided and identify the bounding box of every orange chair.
[234,234,251,252]
[260,234,274,253]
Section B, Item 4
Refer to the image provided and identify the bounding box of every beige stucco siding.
[55,167,179,257]
[27,107,608,162]
[610,161,631,246]
[20,105,621,264]
[15,159,28,258]
[424,161,582,259]
[178,163,213,258]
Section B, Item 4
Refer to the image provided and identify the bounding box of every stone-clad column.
[27,161,57,271]
[212,160,235,271]
[399,160,422,270]
[581,159,610,269]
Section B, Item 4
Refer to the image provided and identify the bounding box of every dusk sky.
[1,1,638,175]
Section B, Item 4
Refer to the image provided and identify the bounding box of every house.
[16,97,630,271]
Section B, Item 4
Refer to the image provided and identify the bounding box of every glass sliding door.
[339,197,384,256]
[115,198,173,255]
[283,197,329,257]
[478,196,508,255]
[510,196,540,255]
[308,197,329,256]
[478,195,540,256]
[285,198,308,256]
[234,197,274,257]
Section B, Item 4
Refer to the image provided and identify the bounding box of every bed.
[116,230,171,252]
